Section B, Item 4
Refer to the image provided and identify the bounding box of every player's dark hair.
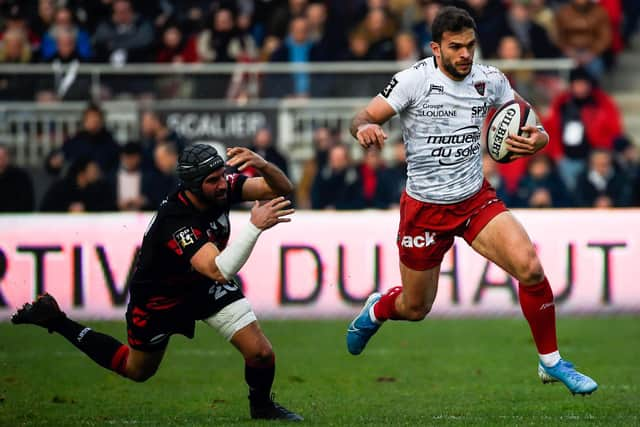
[176,144,224,196]
[431,6,477,44]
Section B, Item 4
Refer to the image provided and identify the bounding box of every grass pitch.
[1,316,638,426]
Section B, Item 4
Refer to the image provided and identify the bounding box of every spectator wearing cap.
[555,0,612,79]
[0,143,35,212]
[543,67,623,191]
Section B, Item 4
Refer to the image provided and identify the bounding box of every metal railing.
[0,59,575,177]
[0,59,575,101]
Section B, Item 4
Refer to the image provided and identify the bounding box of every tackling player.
[12,144,303,421]
[346,6,597,395]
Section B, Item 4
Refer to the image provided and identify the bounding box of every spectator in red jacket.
[156,22,199,63]
[543,67,623,191]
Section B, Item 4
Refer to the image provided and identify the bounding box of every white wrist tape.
[214,221,262,280]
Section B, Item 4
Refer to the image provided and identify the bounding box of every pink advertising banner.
[0,210,638,320]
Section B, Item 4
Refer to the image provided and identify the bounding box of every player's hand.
[356,124,387,150]
[249,197,294,230]
[226,147,268,171]
[505,125,548,159]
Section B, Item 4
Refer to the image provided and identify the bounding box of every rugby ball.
[485,99,537,163]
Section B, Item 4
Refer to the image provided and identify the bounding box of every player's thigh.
[470,211,543,283]
[125,347,166,380]
[399,260,440,312]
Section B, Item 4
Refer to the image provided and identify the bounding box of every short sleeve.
[158,214,210,261]
[377,68,418,113]
[492,69,515,107]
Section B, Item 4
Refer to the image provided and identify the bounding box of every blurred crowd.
[0,0,639,212]
[1,93,639,213]
[0,0,638,100]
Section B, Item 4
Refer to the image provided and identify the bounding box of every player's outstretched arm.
[226,147,294,201]
[350,96,395,150]
[190,197,294,282]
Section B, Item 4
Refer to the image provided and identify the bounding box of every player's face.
[432,28,476,81]
[200,168,227,206]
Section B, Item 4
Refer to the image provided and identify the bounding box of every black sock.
[245,354,275,403]
[50,316,127,373]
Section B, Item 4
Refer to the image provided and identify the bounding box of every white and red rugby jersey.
[379,57,515,204]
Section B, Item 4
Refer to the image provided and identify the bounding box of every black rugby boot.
[11,293,65,332]
[250,394,303,421]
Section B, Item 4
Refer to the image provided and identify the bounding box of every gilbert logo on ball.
[485,99,537,163]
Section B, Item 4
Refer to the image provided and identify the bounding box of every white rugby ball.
[485,99,537,163]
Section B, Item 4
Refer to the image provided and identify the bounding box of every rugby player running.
[12,144,303,420]
[346,6,597,395]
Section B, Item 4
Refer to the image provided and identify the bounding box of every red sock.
[110,345,130,377]
[373,286,403,321]
[518,277,558,354]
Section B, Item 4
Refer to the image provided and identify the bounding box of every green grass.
[1,316,638,426]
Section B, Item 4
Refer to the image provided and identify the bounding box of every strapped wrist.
[214,221,262,280]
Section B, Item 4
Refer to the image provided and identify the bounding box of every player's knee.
[126,366,158,383]
[404,303,432,321]
[246,344,274,366]
[517,257,544,285]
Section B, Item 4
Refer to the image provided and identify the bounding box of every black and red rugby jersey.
[129,173,247,299]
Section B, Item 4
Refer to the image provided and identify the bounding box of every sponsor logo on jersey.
[381,77,398,98]
[427,84,444,96]
[173,226,197,249]
[474,81,486,96]
[427,125,482,166]
[471,102,490,118]
[420,103,457,118]
[426,125,481,145]
[400,231,436,248]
